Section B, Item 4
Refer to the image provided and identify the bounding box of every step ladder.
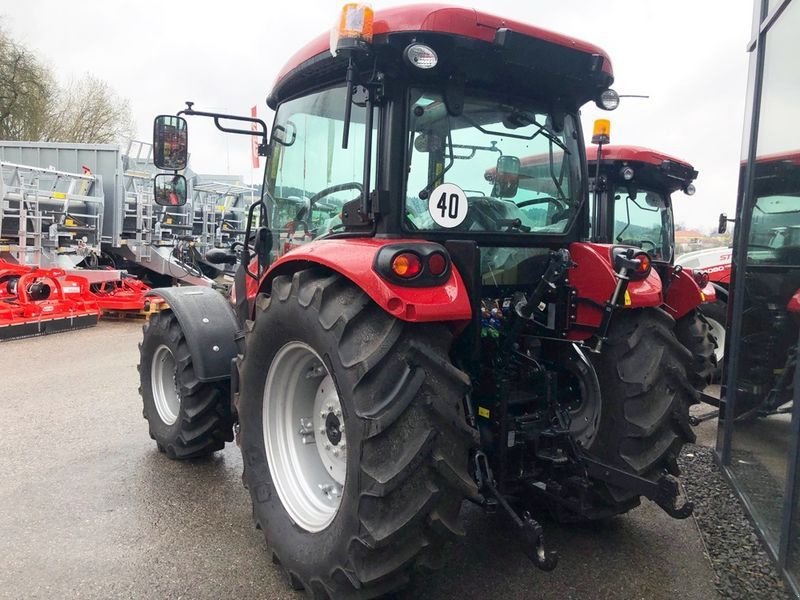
[191,180,257,255]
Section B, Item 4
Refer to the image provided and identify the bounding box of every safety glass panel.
[404,90,582,235]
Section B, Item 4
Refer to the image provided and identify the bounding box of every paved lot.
[1,321,719,599]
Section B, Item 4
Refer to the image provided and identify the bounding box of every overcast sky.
[4,0,753,231]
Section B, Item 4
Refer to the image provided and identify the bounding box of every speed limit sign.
[429,183,468,228]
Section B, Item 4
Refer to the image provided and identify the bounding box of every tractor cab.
[586,145,698,264]
[262,5,616,266]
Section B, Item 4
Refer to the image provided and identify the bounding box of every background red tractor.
[584,144,720,385]
[139,4,697,597]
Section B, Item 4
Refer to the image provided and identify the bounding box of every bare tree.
[0,27,54,140]
[0,25,134,144]
[45,74,135,144]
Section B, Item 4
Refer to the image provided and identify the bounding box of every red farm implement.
[0,260,101,341]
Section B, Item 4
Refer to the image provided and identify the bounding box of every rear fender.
[663,268,706,320]
[256,238,472,325]
[567,242,662,339]
[146,286,240,382]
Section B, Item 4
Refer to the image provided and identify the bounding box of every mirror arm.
[178,102,270,156]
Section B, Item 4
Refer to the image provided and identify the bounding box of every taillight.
[374,243,452,286]
[634,252,651,277]
[693,270,710,288]
[612,247,652,280]
[391,253,422,279]
[427,252,447,276]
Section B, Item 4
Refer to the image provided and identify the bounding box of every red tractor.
[584,144,719,385]
[140,5,696,596]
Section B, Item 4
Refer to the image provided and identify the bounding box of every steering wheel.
[307,182,363,219]
[639,240,658,252]
[459,196,500,231]
[617,238,658,255]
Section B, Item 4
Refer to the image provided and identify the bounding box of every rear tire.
[138,311,234,459]
[675,309,718,388]
[237,270,477,599]
[583,308,697,509]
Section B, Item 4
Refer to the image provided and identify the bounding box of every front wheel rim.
[263,342,346,533]
[151,344,180,426]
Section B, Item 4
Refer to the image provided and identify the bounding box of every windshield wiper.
[461,113,571,155]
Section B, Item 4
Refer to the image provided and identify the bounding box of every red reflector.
[391,253,422,278]
[428,252,447,276]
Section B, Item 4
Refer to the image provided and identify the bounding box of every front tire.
[238,270,477,599]
[138,311,234,459]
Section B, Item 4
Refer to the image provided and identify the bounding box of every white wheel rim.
[263,342,346,532]
[151,344,180,426]
[706,318,726,363]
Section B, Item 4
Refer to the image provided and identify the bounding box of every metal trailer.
[0,141,211,286]
[190,175,258,257]
[0,160,104,269]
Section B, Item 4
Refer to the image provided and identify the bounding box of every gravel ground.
[680,444,791,599]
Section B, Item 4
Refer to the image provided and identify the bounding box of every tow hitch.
[475,451,559,571]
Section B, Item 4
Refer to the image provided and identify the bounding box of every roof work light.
[405,43,438,69]
[330,3,374,55]
[596,89,620,111]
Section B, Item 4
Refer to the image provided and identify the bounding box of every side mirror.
[153,115,188,170]
[494,155,520,198]
[154,173,188,206]
[718,212,731,234]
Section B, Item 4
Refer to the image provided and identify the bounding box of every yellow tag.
[700,292,706,302]
[624,290,632,306]
[478,406,491,419]
[53,191,66,199]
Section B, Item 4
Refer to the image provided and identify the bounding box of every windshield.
[612,186,673,262]
[265,85,375,255]
[404,89,582,235]
[748,194,800,262]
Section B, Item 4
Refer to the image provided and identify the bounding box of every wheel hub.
[325,413,342,445]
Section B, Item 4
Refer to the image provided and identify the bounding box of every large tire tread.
[138,311,233,460]
[239,269,476,599]
[587,308,697,505]
[675,309,718,388]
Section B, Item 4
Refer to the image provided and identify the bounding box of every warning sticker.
[428,183,468,228]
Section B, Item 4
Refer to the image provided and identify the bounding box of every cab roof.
[586,145,695,171]
[268,4,614,109]
[586,144,698,193]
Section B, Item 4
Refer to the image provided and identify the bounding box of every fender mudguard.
[567,242,663,336]
[146,286,240,382]
[257,238,472,324]
[663,268,706,320]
